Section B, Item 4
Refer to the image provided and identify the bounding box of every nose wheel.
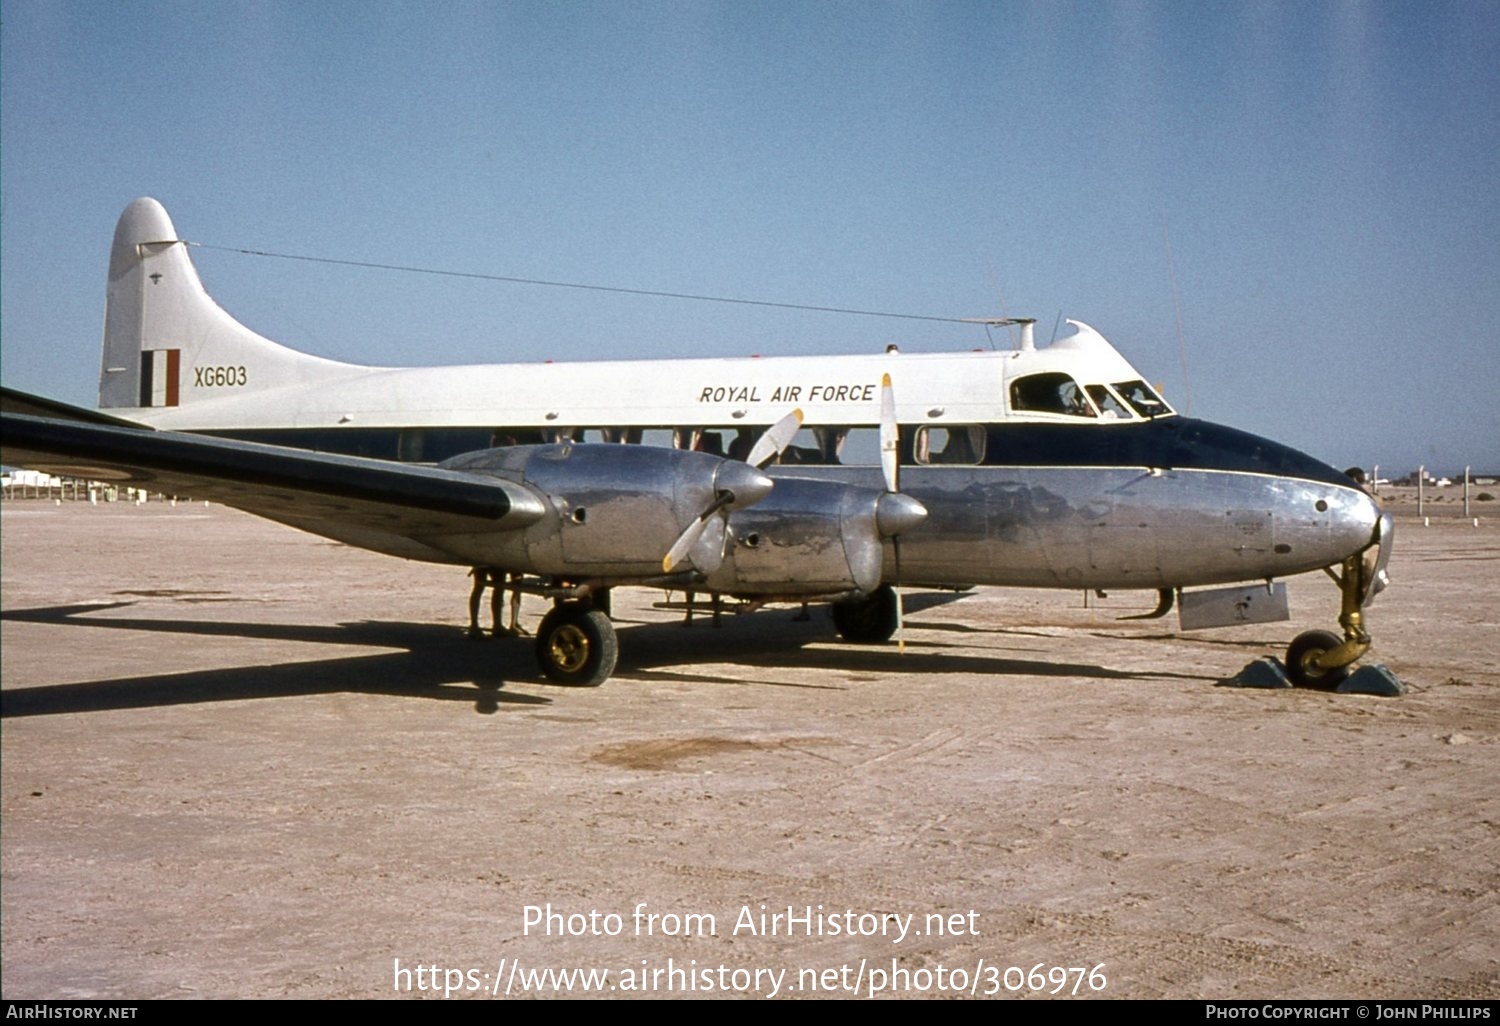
[535,605,618,686]
[1285,629,1352,690]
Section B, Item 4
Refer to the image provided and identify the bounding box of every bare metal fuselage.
[412,433,1380,601]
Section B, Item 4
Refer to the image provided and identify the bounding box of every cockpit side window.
[1010,372,1096,418]
[1113,380,1172,418]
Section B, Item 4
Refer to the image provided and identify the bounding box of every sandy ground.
[1,498,1496,1000]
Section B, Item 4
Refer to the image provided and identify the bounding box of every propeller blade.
[879,373,899,493]
[663,515,711,574]
[689,515,729,574]
[746,408,804,468]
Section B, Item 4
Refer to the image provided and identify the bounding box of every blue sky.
[3,1,1496,474]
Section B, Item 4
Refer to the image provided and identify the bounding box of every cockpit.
[1008,372,1173,420]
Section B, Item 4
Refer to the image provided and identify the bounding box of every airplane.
[1,197,1393,688]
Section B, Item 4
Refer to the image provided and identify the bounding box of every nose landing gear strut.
[1284,513,1392,690]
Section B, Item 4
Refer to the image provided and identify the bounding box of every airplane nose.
[1325,483,1392,605]
[1362,509,1395,604]
[1330,484,1381,549]
[712,460,775,510]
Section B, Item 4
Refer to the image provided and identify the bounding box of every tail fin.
[98,198,356,410]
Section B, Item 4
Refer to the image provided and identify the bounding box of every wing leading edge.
[1,412,547,562]
[1,386,155,428]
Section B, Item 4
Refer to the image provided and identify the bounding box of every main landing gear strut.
[1284,513,1393,689]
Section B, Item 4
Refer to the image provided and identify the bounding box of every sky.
[2,0,1497,476]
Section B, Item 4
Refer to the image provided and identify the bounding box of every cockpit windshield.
[1011,372,1175,421]
[1085,385,1130,419]
[1113,380,1172,418]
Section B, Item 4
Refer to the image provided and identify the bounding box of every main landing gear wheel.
[535,605,618,686]
[832,585,900,644]
[1285,629,1351,690]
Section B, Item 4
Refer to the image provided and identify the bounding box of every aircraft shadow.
[614,606,1213,685]
[0,602,550,718]
[1,596,1209,718]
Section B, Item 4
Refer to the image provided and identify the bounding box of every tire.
[1285,629,1350,690]
[535,606,618,686]
[832,585,900,644]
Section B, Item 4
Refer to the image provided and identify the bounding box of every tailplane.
[98,198,358,411]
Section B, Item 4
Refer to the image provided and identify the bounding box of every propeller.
[661,484,737,574]
[662,408,803,574]
[876,372,922,653]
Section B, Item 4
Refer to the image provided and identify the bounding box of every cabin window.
[593,427,644,444]
[488,429,547,447]
[759,426,832,465]
[811,426,878,466]
[469,423,886,464]
[693,430,727,456]
[398,429,426,462]
[814,427,848,464]
[673,428,748,457]
[726,428,759,461]
[1113,380,1172,418]
[668,425,883,466]
[1009,373,1095,418]
[913,425,985,465]
[799,426,879,466]
[842,428,882,466]
[401,427,503,461]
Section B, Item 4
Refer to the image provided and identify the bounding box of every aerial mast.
[961,317,1036,351]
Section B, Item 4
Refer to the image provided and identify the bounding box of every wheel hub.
[547,624,591,673]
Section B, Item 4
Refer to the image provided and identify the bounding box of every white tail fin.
[98,198,357,410]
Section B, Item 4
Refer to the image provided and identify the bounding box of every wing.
[1,385,152,427]
[2,410,547,562]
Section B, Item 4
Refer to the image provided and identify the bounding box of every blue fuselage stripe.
[206,417,1351,488]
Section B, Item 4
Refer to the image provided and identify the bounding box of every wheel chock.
[1335,664,1407,696]
[1220,657,1293,689]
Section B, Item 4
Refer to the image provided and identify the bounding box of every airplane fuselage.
[105,318,1381,598]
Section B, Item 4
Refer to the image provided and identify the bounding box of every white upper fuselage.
[97,197,1172,438]
[124,323,1167,434]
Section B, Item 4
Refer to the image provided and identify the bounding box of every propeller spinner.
[662,409,803,574]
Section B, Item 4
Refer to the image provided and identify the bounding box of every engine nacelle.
[438,443,770,574]
[701,477,926,596]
